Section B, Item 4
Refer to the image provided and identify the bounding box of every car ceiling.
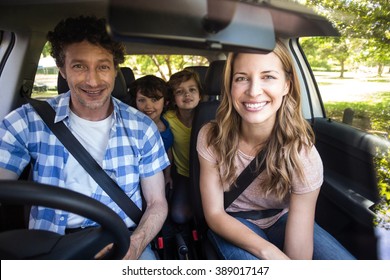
[0,0,338,56]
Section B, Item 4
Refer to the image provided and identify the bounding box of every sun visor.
[107,0,276,53]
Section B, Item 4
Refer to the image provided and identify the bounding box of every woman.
[197,39,355,260]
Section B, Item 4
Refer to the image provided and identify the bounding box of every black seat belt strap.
[224,149,283,218]
[224,149,267,209]
[28,98,142,225]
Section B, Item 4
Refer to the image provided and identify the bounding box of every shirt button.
[60,216,65,221]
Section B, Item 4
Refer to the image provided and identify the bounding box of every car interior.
[0,0,388,260]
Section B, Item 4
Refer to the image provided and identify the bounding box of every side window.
[32,42,58,100]
[300,36,390,232]
[300,37,390,142]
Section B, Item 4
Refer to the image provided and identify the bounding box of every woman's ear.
[283,80,291,96]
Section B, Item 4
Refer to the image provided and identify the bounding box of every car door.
[292,38,389,259]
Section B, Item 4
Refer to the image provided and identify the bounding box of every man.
[0,16,169,260]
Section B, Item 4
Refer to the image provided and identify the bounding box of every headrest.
[204,60,226,97]
[57,70,129,103]
[57,73,69,94]
[120,67,135,92]
[184,65,208,91]
[112,70,129,102]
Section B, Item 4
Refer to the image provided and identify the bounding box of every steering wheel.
[0,180,130,259]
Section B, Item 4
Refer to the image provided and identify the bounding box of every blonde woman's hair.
[206,39,315,200]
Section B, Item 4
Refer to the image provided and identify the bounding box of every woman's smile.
[243,101,269,111]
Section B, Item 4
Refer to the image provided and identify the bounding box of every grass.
[324,91,390,139]
[31,90,57,99]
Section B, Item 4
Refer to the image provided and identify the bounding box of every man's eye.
[72,64,84,69]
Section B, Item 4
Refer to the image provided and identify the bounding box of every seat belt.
[224,149,267,209]
[224,149,283,218]
[27,98,143,225]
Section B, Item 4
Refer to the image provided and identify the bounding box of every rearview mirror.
[108,0,276,53]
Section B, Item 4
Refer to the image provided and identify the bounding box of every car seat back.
[204,60,225,101]
[184,65,208,93]
[189,59,226,259]
[120,66,136,93]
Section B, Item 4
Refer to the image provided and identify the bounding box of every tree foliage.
[301,37,351,77]
[42,42,51,57]
[373,147,390,229]
[123,55,208,81]
[302,0,389,76]
[306,0,389,43]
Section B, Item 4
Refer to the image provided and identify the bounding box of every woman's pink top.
[197,123,323,229]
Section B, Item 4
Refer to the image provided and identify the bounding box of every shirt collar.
[53,91,120,124]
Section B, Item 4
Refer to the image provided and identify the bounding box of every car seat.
[184,65,208,93]
[57,67,130,103]
[189,59,226,259]
[120,66,136,93]
[204,60,225,101]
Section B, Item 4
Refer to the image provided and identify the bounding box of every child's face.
[135,91,165,123]
[173,78,201,110]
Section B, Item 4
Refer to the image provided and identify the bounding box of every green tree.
[300,37,351,77]
[373,147,390,229]
[123,55,208,81]
[299,37,330,70]
[42,42,51,57]
[304,0,390,76]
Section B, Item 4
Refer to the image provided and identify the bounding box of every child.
[130,75,173,187]
[165,69,202,224]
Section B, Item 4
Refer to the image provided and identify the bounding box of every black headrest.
[112,71,129,102]
[120,67,135,92]
[57,73,69,94]
[57,70,129,103]
[204,60,225,96]
[184,65,208,91]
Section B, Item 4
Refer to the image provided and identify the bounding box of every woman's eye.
[235,76,247,82]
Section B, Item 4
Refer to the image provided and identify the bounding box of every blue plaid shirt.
[0,92,170,234]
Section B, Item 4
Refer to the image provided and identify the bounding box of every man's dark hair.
[47,15,125,68]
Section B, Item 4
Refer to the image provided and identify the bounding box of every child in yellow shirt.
[165,69,202,224]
